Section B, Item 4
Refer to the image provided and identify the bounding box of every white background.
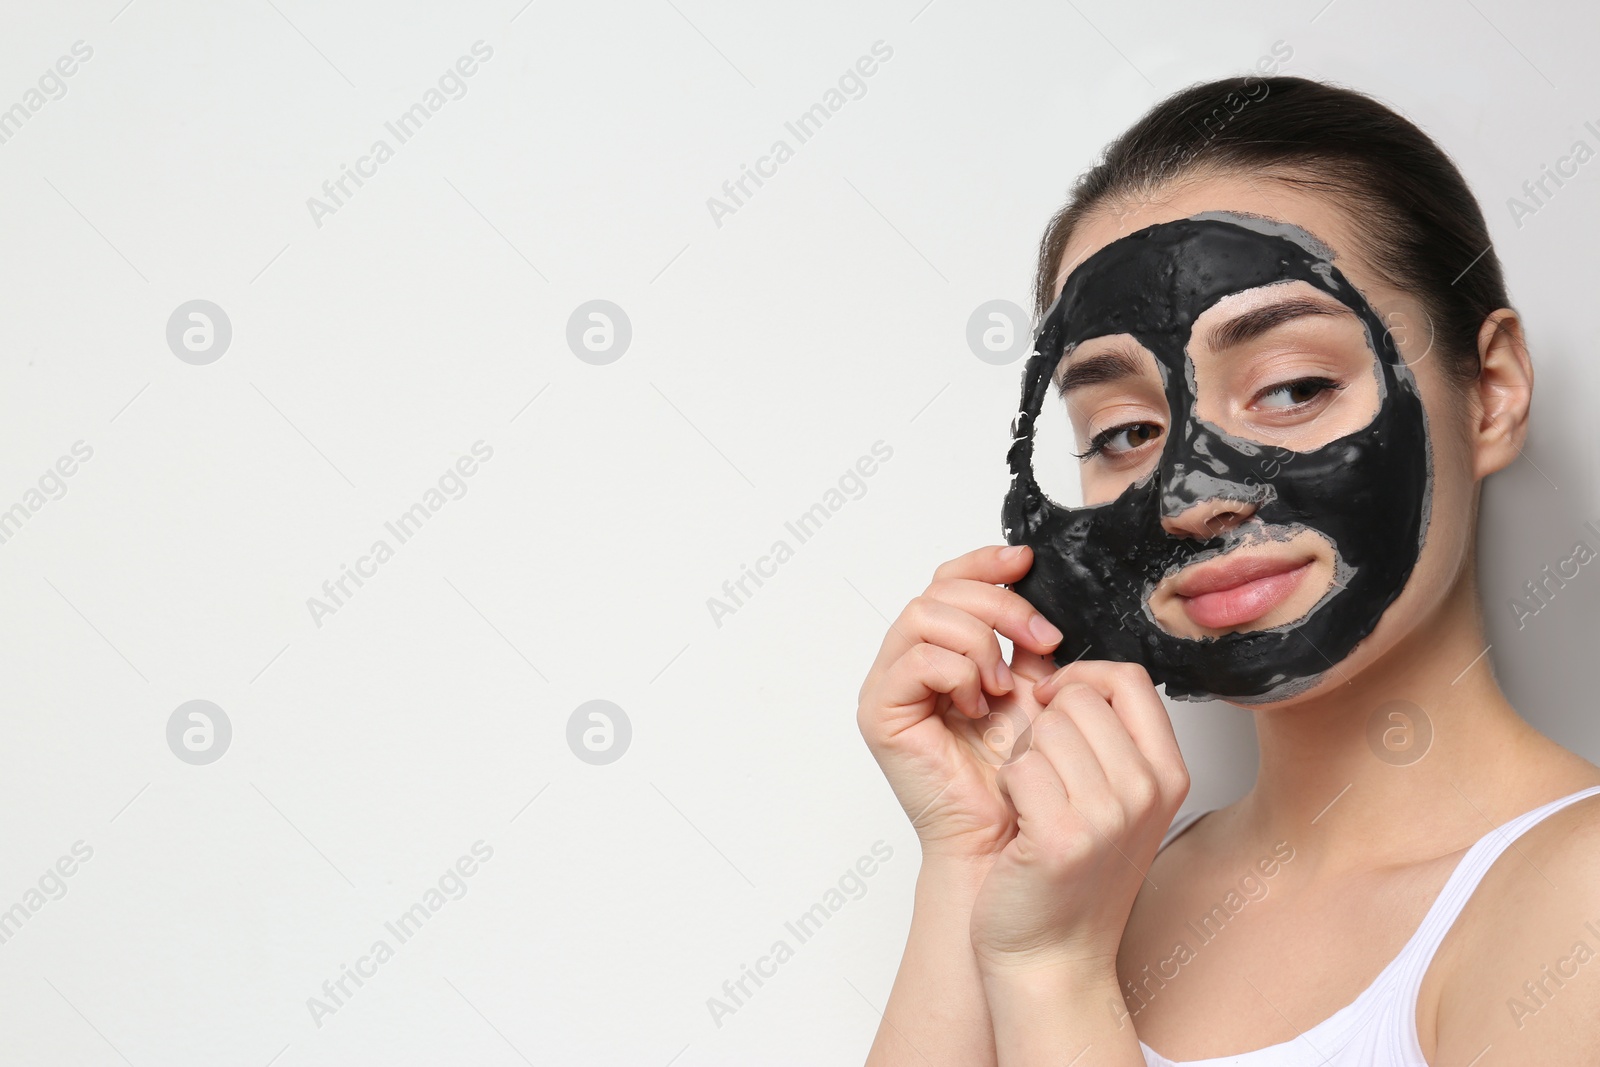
[1,1,1597,1064]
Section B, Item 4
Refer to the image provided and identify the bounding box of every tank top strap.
[1158,807,1212,854]
[1387,783,1600,997]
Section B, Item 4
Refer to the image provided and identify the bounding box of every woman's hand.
[859,543,1075,1067]
[856,544,1069,865]
[968,660,1190,978]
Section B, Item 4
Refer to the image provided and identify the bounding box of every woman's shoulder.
[1425,776,1600,1062]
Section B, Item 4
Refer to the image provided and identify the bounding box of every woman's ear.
[1469,308,1534,481]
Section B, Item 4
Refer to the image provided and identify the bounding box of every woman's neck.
[1235,562,1596,876]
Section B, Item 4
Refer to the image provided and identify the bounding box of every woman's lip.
[1172,551,1314,598]
[1178,560,1314,630]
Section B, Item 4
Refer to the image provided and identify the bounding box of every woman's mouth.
[1172,554,1316,630]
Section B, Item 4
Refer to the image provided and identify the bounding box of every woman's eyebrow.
[1208,296,1354,350]
[1051,295,1355,393]
[1053,347,1147,394]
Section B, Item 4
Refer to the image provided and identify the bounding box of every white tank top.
[1138,783,1600,1066]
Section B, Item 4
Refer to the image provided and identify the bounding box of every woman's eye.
[1074,422,1162,460]
[1256,375,1344,410]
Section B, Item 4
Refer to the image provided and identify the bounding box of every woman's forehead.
[1052,175,1368,299]
[1045,213,1366,353]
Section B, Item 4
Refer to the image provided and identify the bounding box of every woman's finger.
[1024,695,1116,823]
[1040,682,1161,827]
[862,642,988,744]
[862,545,1060,696]
[923,574,1067,661]
[1043,684,1158,799]
[994,740,1075,846]
[929,543,1063,654]
[1033,660,1187,800]
[864,596,1014,702]
[930,542,1037,585]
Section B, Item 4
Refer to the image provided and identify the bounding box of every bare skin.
[859,169,1600,1066]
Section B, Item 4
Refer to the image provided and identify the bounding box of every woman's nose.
[1160,495,1258,540]
[1157,461,1265,540]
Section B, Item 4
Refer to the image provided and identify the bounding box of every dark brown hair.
[1032,75,1509,388]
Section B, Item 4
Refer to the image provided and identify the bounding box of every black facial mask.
[1001,212,1433,704]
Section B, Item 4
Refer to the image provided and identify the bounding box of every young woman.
[857,75,1600,1066]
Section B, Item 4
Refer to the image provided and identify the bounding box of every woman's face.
[1047,174,1477,707]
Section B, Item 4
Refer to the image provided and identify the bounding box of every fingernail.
[1000,544,1026,560]
[1029,614,1064,647]
[996,658,1014,691]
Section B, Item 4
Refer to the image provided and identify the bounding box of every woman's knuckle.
[1116,661,1152,685]
[1123,772,1160,812]
[911,642,953,677]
